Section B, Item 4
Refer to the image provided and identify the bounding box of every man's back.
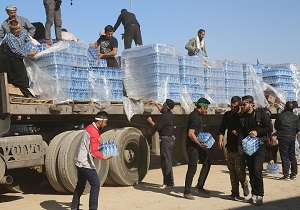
[275,111,300,141]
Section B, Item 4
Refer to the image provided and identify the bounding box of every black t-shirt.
[218,110,241,152]
[186,109,203,147]
[154,109,174,136]
[96,35,118,54]
[114,12,139,31]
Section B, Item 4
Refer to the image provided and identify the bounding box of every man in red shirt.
[71,111,111,210]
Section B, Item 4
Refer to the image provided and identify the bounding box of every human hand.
[90,44,96,48]
[103,156,113,160]
[269,160,274,164]
[218,140,223,149]
[98,54,104,59]
[238,145,243,155]
[194,48,200,52]
[249,130,258,137]
[148,100,157,105]
[199,143,208,150]
[27,51,36,57]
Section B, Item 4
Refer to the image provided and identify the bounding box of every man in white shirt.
[61,28,77,42]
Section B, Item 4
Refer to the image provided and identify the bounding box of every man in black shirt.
[218,96,249,200]
[147,99,175,188]
[113,9,143,49]
[238,95,272,205]
[183,98,211,200]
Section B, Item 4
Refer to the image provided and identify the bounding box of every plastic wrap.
[88,71,111,108]
[34,41,70,59]
[123,97,144,121]
[24,58,67,102]
[180,86,194,114]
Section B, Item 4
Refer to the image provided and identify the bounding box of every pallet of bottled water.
[266,163,280,174]
[242,135,260,156]
[197,132,215,148]
[99,141,119,157]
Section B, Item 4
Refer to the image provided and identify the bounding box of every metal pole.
[130,0,132,12]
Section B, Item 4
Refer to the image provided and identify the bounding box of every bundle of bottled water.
[266,163,280,174]
[243,64,255,95]
[69,67,90,101]
[262,64,298,101]
[99,141,119,157]
[179,56,204,102]
[242,135,260,156]
[197,132,215,148]
[121,43,180,102]
[223,61,244,101]
[204,61,226,104]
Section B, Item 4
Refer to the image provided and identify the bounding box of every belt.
[160,135,173,138]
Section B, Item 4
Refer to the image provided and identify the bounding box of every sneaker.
[256,196,263,205]
[247,195,257,204]
[194,187,210,194]
[278,175,290,180]
[229,193,240,201]
[184,193,195,200]
[158,184,173,189]
[242,183,250,197]
[290,175,297,180]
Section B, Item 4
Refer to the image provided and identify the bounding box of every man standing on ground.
[185,29,207,57]
[274,101,300,181]
[43,0,62,46]
[183,98,211,200]
[0,5,35,42]
[90,25,119,68]
[238,95,273,205]
[71,111,111,210]
[113,9,143,49]
[147,99,175,188]
[218,96,249,200]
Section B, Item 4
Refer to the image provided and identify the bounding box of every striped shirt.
[3,29,30,58]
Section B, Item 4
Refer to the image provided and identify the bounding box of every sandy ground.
[0,162,299,210]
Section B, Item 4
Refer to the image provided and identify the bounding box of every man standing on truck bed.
[71,111,111,210]
[113,9,143,49]
[90,25,119,68]
[183,97,211,200]
[218,96,249,200]
[185,29,207,57]
[0,5,36,43]
[147,99,175,188]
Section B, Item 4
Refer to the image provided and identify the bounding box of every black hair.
[121,9,127,13]
[231,96,241,104]
[285,101,294,112]
[242,95,254,103]
[198,29,205,34]
[62,28,67,32]
[96,111,109,119]
[104,25,114,33]
[165,99,175,110]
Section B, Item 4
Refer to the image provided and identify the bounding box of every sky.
[0,0,299,65]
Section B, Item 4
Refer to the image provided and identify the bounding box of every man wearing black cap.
[113,9,143,49]
[147,99,175,188]
[184,97,211,200]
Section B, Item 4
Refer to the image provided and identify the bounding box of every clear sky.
[1,0,299,64]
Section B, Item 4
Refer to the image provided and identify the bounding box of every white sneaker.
[256,196,263,205]
[247,195,257,203]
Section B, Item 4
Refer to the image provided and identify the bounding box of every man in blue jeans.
[147,99,175,188]
[71,111,111,210]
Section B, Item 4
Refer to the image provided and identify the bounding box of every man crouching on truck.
[71,111,111,210]
[184,98,211,200]
[147,99,175,188]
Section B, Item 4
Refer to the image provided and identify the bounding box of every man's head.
[62,28,68,32]
[95,111,109,129]
[104,25,114,39]
[8,19,20,35]
[197,29,205,41]
[5,5,17,19]
[284,101,294,112]
[241,95,254,114]
[291,100,298,109]
[195,98,210,114]
[121,9,127,14]
[230,96,241,113]
[163,99,175,111]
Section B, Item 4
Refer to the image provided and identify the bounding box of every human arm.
[24,17,36,37]
[255,111,273,137]
[27,51,36,57]
[5,33,28,57]
[188,128,208,150]
[0,24,5,42]
[185,38,197,53]
[147,117,155,128]
[113,14,122,32]
[98,47,118,59]
[149,100,163,111]
[202,41,208,57]
[218,113,228,149]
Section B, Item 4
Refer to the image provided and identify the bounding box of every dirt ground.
[0,161,299,210]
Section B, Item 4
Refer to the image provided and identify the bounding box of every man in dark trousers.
[238,95,272,205]
[113,9,143,49]
[147,99,175,188]
[274,101,300,180]
[183,98,211,200]
[218,96,249,200]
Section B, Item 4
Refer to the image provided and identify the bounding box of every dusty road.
[0,162,299,210]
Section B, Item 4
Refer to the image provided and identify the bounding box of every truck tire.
[57,130,85,193]
[45,131,72,193]
[108,127,150,186]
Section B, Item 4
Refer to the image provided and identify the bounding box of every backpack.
[254,107,273,146]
